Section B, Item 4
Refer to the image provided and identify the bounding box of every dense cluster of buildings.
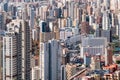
[0,0,120,80]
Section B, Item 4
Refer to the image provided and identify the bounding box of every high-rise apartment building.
[2,20,22,80]
[19,20,31,80]
[97,0,102,8]
[80,22,90,34]
[29,6,35,29]
[104,0,110,9]
[0,12,6,30]
[105,46,113,66]
[3,19,32,80]
[102,11,110,30]
[110,0,117,11]
[3,32,19,80]
[39,39,61,80]
[0,30,5,80]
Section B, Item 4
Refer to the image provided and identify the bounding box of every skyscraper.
[3,32,19,80]
[104,0,110,9]
[29,6,35,29]
[3,19,32,80]
[102,11,110,30]
[20,20,31,80]
[40,39,61,80]
[0,12,6,30]
[2,20,22,80]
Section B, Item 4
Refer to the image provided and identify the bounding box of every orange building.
[103,64,118,73]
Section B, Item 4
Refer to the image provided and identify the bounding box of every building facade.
[39,39,61,80]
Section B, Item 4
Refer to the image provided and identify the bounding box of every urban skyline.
[0,0,120,80]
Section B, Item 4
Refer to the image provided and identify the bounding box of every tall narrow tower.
[104,0,110,9]
[3,19,32,80]
[40,39,61,80]
[3,31,21,80]
[105,46,113,66]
